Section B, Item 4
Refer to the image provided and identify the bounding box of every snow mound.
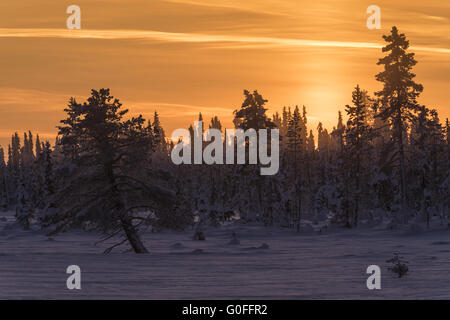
[170,242,186,249]
[244,243,269,250]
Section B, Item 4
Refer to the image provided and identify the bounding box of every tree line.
[0,26,449,252]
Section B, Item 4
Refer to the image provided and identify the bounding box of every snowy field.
[0,211,449,299]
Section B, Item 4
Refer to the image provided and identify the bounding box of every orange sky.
[0,0,449,149]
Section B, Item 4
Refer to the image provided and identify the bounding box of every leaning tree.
[42,89,178,253]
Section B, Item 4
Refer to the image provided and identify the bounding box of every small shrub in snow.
[386,253,409,278]
[258,243,269,249]
[193,231,205,241]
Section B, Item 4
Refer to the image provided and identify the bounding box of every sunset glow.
[0,0,449,147]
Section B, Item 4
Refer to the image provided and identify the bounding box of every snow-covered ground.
[0,211,449,299]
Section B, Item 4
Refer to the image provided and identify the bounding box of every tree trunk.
[106,162,149,254]
[354,149,360,227]
[120,216,149,253]
[397,119,408,224]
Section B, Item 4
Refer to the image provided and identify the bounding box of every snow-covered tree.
[375,26,423,223]
[42,89,178,253]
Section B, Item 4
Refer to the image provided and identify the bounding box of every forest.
[0,26,449,253]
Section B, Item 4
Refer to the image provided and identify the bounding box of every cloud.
[164,0,291,17]
[129,102,232,117]
[422,15,448,22]
[0,28,449,54]
[0,87,68,110]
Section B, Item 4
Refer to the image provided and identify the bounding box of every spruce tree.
[286,106,304,230]
[233,90,275,131]
[43,89,176,253]
[345,85,373,226]
[209,116,222,131]
[375,26,423,223]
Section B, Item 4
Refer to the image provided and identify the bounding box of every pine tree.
[286,105,304,230]
[232,90,275,221]
[15,174,33,229]
[282,107,290,134]
[153,111,167,149]
[345,85,373,226]
[307,130,315,153]
[34,141,55,210]
[410,107,446,227]
[43,89,176,253]
[375,26,423,223]
[446,118,450,176]
[233,90,275,130]
[11,133,21,175]
[0,147,7,209]
[272,112,282,131]
[444,118,450,223]
[317,122,330,153]
[35,134,42,156]
[209,116,222,131]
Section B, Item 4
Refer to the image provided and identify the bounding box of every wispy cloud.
[164,0,291,17]
[0,87,65,104]
[129,102,232,117]
[0,28,449,54]
[422,14,448,22]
